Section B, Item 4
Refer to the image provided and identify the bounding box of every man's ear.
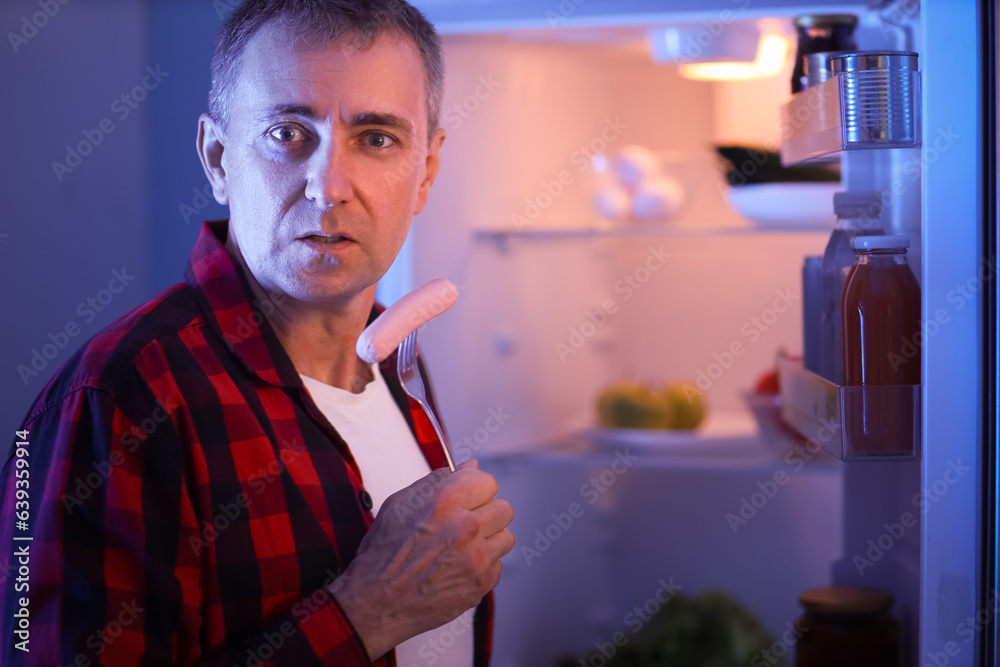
[413,127,446,215]
[197,113,229,205]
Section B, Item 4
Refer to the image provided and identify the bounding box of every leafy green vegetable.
[557,590,782,667]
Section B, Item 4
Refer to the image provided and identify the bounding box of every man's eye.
[363,132,396,149]
[269,126,305,142]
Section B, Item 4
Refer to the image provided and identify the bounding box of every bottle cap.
[800,586,894,615]
[834,191,883,219]
[852,234,910,250]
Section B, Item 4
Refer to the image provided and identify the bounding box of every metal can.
[791,14,858,93]
[830,51,921,146]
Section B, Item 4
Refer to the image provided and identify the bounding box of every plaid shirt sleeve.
[0,384,373,666]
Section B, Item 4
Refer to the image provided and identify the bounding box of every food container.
[830,50,921,147]
[795,586,900,667]
[804,49,853,88]
[791,14,858,93]
[726,182,840,229]
[589,148,709,223]
[742,391,807,453]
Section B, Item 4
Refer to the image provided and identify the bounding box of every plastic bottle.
[819,191,884,384]
[841,234,920,456]
[802,257,823,374]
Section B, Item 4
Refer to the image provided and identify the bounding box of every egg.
[631,176,685,221]
[612,145,660,189]
[593,185,632,221]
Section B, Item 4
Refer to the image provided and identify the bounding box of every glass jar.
[841,235,921,456]
[791,14,858,93]
[795,586,900,667]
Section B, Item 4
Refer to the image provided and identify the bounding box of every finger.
[388,466,482,516]
[473,498,514,538]
[389,468,450,509]
[456,458,479,471]
[445,470,499,511]
[485,528,516,561]
[485,559,504,593]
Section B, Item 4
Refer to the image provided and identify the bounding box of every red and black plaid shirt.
[0,220,492,666]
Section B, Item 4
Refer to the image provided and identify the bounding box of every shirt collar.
[184,220,386,389]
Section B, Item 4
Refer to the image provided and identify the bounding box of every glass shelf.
[473,223,827,244]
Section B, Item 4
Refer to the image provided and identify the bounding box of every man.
[0,1,514,665]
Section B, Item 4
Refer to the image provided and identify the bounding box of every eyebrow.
[351,112,413,136]
[260,104,413,135]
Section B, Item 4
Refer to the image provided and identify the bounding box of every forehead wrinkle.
[236,27,427,141]
[257,103,320,123]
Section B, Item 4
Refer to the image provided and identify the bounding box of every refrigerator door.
[983,0,999,664]
[921,0,994,665]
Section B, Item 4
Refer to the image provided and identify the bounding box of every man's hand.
[327,460,515,660]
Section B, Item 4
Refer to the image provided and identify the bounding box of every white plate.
[727,182,840,229]
[580,412,758,451]
[582,426,704,448]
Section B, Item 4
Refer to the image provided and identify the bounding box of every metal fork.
[397,330,457,472]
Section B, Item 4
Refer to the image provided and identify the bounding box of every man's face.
[212,25,444,305]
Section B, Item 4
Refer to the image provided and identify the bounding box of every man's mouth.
[303,234,351,244]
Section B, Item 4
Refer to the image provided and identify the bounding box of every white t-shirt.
[301,366,475,667]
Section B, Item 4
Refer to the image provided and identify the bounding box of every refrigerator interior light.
[648,23,761,63]
[678,34,790,81]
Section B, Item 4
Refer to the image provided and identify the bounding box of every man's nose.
[305,142,353,208]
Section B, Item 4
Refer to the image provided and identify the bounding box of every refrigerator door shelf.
[777,357,921,460]
[780,71,922,166]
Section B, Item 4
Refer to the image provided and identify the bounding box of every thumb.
[456,458,479,471]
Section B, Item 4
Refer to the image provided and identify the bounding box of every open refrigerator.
[388,0,998,665]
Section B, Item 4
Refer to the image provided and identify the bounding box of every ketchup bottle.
[841,235,920,455]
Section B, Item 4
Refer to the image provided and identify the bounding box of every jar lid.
[793,14,858,29]
[853,234,910,250]
[800,586,895,614]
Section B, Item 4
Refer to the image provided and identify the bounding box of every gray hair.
[209,0,444,143]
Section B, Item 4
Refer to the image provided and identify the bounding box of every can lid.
[804,50,856,87]
[834,191,883,218]
[793,14,858,28]
[831,50,919,74]
[799,586,894,615]
[853,234,910,250]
